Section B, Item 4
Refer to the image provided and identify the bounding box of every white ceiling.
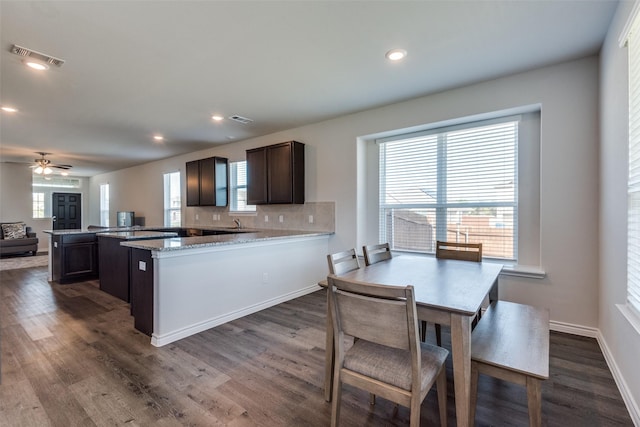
[0,1,618,177]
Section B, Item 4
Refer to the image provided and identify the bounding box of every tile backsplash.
[186,201,335,232]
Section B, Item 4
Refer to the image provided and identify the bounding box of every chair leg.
[409,394,422,427]
[369,393,376,405]
[436,367,448,427]
[331,373,343,427]
[435,323,442,347]
[420,320,427,342]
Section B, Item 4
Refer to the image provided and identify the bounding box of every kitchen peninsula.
[121,229,330,346]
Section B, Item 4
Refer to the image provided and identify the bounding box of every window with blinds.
[378,117,518,260]
[230,161,256,212]
[627,12,640,315]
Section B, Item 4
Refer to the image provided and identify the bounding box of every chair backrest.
[327,274,419,352]
[362,243,392,266]
[435,240,482,262]
[327,249,360,275]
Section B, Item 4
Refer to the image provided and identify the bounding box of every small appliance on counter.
[116,211,135,227]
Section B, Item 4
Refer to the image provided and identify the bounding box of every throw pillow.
[1,222,26,239]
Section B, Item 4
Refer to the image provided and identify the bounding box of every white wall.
[600,1,640,423]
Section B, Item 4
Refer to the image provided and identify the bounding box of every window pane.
[164,172,181,227]
[230,161,256,212]
[379,117,518,261]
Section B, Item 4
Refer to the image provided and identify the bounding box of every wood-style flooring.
[0,265,634,426]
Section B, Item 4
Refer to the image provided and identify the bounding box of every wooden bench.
[470,301,550,427]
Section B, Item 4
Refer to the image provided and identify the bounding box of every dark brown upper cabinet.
[246,141,304,205]
[186,156,228,206]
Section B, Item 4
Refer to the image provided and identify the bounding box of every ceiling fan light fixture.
[44,166,53,175]
[34,166,43,174]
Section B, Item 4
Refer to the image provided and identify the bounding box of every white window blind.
[379,117,518,260]
[163,172,181,227]
[230,161,256,212]
[100,183,109,226]
[627,13,640,315]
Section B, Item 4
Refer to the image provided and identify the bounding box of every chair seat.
[344,339,449,391]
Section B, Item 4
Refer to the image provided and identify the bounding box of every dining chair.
[433,240,483,346]
[327,248,360,275]
[327,274,448,427]
[362,242,392,266]
[435,240,483,262]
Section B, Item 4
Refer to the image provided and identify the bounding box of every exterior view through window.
[379,118,518,260]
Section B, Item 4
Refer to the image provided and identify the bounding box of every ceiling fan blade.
[51,164,72,170]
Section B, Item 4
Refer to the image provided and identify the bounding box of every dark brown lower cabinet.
[129,248,154,336]
[51,233,99,284]
[97,236,130,302]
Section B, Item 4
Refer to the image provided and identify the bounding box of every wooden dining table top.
[336,255,503,316]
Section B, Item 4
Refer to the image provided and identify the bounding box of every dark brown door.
[52,192,82,230]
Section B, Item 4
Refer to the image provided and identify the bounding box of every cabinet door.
[199,157,216,205]
[247,148,268,205]
[186,160,200,206]
[268,143,294,203]
[214,157,228,206]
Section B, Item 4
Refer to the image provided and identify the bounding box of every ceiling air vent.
[229,115,253,125]
[10,44,65,67]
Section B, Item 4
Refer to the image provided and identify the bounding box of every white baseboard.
[549,320,599,337]
[596,331,640,426]
[151,284,321,347]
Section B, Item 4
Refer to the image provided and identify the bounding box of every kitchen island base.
[126,234,329,346]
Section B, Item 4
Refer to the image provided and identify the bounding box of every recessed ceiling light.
[211,115,224,121]
[385,49,407,61]
[1,106,18,113]
[23,59,49,71]
[153,135,164,141]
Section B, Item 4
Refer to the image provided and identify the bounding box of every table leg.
[324,291,334,402]
[450,313,472,427]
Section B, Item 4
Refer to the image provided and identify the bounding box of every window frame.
[376,115,523,262]
[229,160,256,214]
[32,192,45,219]
[163,171,182,227]
[99,183,110,227]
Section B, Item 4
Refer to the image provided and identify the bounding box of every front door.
[52,192,82,230]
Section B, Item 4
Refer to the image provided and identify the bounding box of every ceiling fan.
[31,152,72,175]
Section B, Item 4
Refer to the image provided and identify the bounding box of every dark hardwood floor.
[0,265,634,426]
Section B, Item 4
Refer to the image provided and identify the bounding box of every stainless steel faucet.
[234,218,241,229]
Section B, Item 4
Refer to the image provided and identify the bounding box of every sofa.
[0,222,39,256]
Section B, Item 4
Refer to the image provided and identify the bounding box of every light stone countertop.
[96,231,179,240]
[120,229,332,252]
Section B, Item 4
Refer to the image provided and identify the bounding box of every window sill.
[617,303,640,336]
[499,264,546,279]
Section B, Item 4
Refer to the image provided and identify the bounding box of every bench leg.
[526,376,542,427]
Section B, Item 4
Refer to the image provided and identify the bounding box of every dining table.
[323,254,503,427]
